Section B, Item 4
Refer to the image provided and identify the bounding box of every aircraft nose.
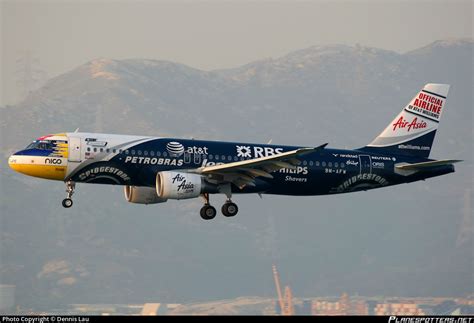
[8,152,20,172]
[7,150,68,180]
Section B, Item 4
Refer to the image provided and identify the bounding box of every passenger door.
[68,136,82,162]
[359,155,372,174]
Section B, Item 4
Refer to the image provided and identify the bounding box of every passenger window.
[341,163,345,168]
[227,156,232,161]
[93,148,97,152]
[184,152,191,164]
[194,153,201,164]
[163,151,167,157]
[309,161,314,166]
[215,155,220,160]
[137,150,142,155]
[131,150,135,155]
[144,150,148,156]
[316,161,320,166]
[106,149,110,153]
[234,156,238,161]
[208,154,213,160]
[328,162,332,167]
[322,161,326,167]
[87,147,91,152]
[150,151,154,156]
[303,160,307,166]
[156,151,161,157]
[335,162,339,168]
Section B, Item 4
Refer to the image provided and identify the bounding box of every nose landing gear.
[62,180,75,208]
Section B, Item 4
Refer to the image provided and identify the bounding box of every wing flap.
[241,168,274,179]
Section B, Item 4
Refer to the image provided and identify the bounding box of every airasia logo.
[392,116,427,132]
[172,173,194,192]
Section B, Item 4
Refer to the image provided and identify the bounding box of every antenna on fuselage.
[74,128,80,133]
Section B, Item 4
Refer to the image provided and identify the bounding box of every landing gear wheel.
[62,180,75,208]
[62,198,73,208]
[222,202,238,217]
[200,205,217,220]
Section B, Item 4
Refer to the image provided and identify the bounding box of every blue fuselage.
[64,138,454,195]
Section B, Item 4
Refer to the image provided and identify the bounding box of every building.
[311,293,368,315]
[374,302,425,315]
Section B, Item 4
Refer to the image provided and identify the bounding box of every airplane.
[8,84,461,220]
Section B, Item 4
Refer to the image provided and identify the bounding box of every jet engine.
[124,185,168,204]
[156,171,217,200]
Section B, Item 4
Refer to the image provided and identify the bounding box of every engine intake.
[124,185,168,204]
[156,171,216,200]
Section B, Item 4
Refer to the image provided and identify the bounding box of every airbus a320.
[8,84,460,220]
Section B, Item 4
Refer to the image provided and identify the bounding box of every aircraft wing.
[395,159,462,171]
[196,143,328,189]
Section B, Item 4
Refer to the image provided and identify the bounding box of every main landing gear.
[222,200,238,217]
[200,193,239,220]
[62,180,75,208]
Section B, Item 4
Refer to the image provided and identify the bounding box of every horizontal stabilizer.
[395,159,462,170]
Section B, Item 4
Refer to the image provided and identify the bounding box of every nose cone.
[8,151,27,175]
[8,151,67,181]
[8,153,21,172]
[8,155,15,168]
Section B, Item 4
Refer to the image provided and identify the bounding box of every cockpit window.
[26,140,54,150]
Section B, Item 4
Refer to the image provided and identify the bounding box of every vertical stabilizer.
[362,84,450,158]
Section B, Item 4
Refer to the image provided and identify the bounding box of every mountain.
[0,39,472,310]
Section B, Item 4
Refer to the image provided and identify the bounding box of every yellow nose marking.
[8,155,67,181]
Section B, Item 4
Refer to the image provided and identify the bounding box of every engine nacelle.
[124,185,168,204]
[156,171,216,200]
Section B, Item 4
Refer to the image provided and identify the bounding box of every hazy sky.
[1,0,472,105]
